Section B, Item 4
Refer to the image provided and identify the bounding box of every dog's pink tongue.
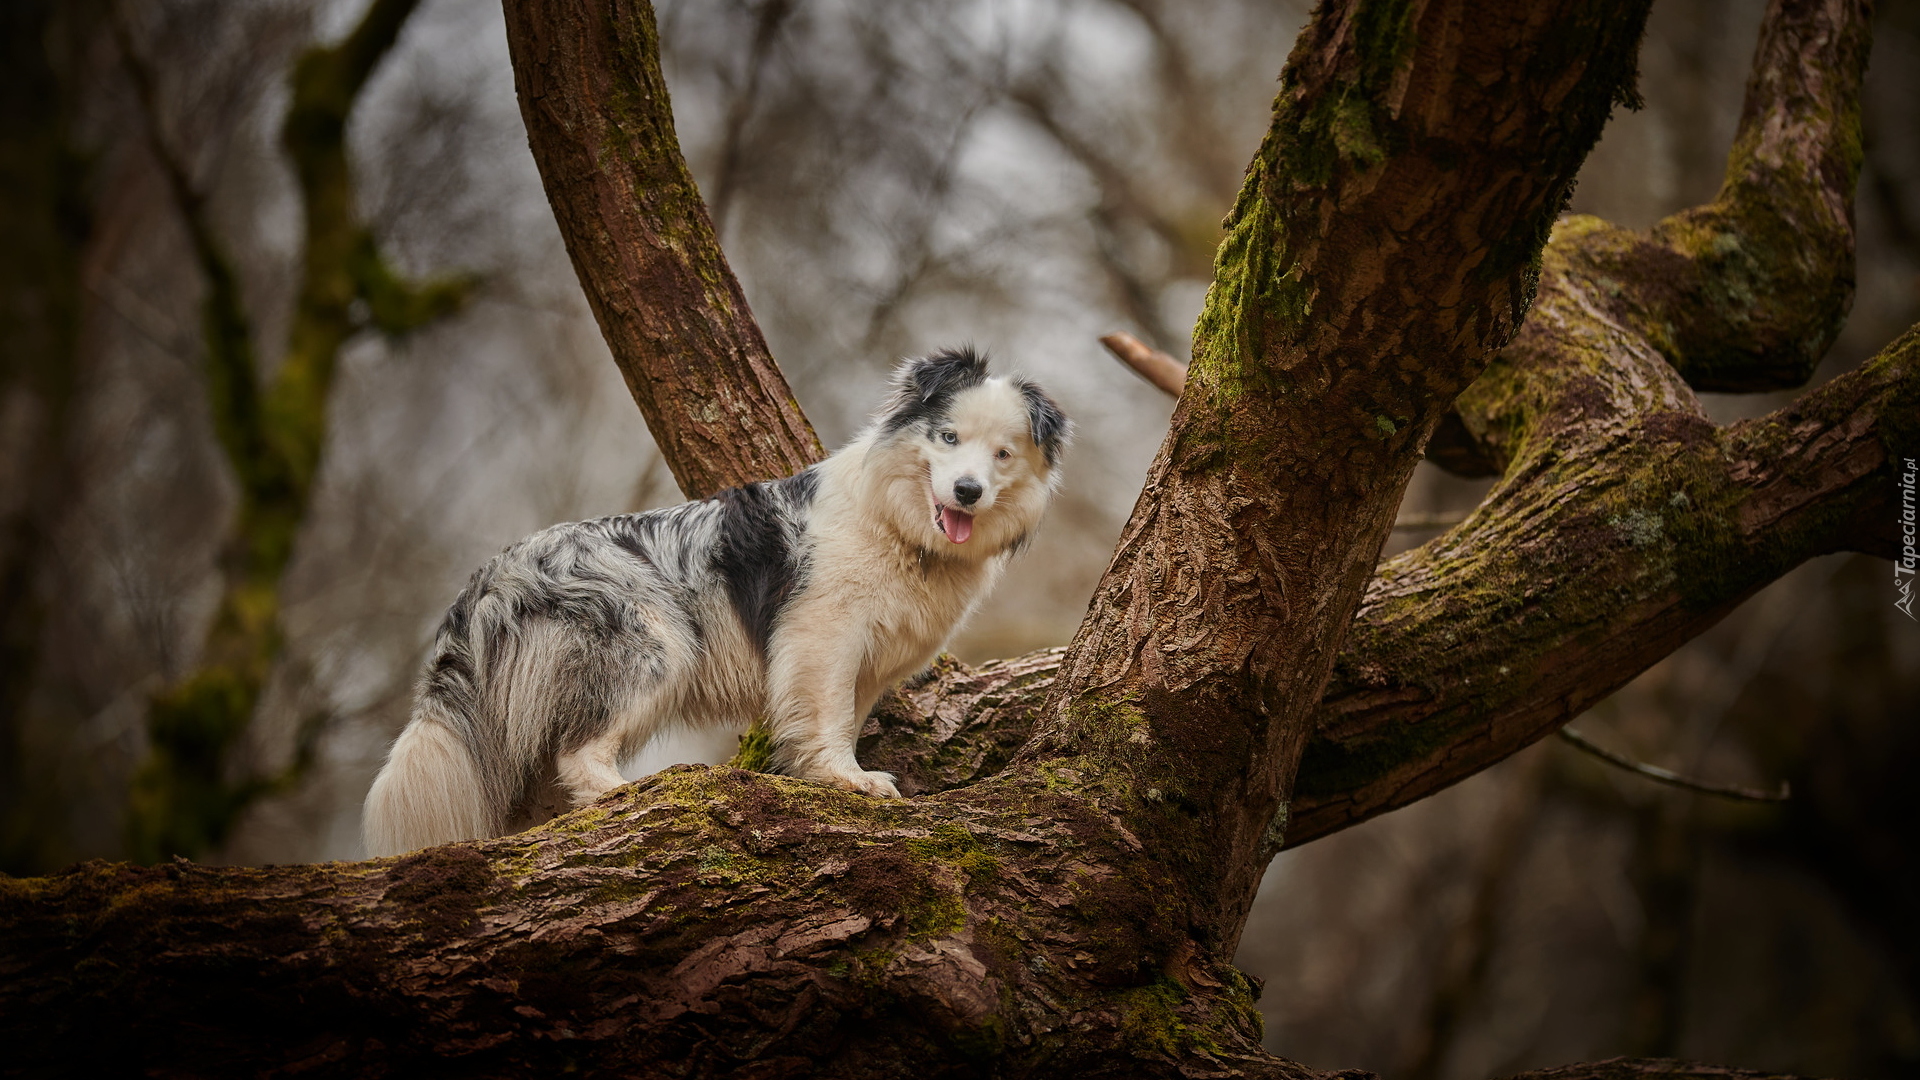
[941,506,974,544]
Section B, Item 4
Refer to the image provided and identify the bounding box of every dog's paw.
[837,769,901,799]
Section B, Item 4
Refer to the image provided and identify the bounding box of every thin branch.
[109,4,267,475]
[1556,727,1789,802]
[707,0,796,238]
[1099,330,1187,396]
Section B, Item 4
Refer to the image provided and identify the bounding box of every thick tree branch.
[4,768,1286,1076]
[1023,0,1653,952]
[870,244,1911,852]
[500,0,823,499]
[1290,317,1910,844]
[1533,0,1869,394]
[861,309,1911,832]
[872,0,1891,855]
[3,1,1890,1075]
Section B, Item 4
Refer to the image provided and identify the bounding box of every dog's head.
[871,346,1070,555]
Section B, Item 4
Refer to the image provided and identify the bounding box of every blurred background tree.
[0,0,1912,1077]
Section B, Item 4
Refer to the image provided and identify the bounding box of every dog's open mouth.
[934,503,974,544]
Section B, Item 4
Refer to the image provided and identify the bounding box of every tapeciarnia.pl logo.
[1899,457,1917,620]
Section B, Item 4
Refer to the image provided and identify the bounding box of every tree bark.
[858,0,1901,852]
[501,0,823,500]
[0,0,1897,1076]
[1499,1060,1833,1080]
[1019,0,1652,951]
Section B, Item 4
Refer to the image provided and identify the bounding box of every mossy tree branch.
[1557,0,1871,393]
[856,311,1913,846]
[857,0,1898,854]
[0,0,1892,1075]
[123,0,474,862]
[1017,0,1653,950]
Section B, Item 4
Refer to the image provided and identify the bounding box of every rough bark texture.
[1019,0,1653,952]
[856,0,1902,853]
[501,0,824,500]
[0,0,1897,1076]
[5,768,1295,1078]
[860,318,1911,844]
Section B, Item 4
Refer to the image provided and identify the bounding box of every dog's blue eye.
[942,431,958,445]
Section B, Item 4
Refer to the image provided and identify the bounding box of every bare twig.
[707,0,796,237]
[1098,330,1186,397]
[1557,726,1790,803]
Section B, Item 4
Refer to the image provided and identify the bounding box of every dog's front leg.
[764,630,900,798]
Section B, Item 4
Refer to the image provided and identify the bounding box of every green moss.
[728,719,775,772]
[1118,977,1221,1057]
[125,0,470,863]
[1072,696,1153,751]
[1350,0,1420,89]
[905,823,999,882]
[1872,331,1920,457]
[697,844,739,875]
[1608,507,1665,548]
[127,669,265,863]
[1219,967,1267,1041]
[1331,95,1387,167]
[902,889,968,939]
[1260,801,1290,856]
[548,805,614,835]
[349,234,475,336]
[490,840,547,882]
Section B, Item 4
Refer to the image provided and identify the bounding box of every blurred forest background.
[2,0,1916,1076]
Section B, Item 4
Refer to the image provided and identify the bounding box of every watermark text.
[1898,457,1916,620]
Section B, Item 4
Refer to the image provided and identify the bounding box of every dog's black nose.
[953,477,983,506]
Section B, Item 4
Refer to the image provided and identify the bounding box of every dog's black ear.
[905,346,989,403]
[1016,379,1071,466]
[882,346,990,432]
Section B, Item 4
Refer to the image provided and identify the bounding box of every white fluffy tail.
[362,718,494,857]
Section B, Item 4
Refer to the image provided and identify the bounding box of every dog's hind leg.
[553,679,679,808]
[555,732,627,807]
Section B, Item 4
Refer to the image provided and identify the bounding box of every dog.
[363,347,1069,856]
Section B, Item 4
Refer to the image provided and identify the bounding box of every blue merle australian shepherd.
[363,348,1069,855]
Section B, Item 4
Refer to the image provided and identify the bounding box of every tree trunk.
[0,0,1901,1075]
[121,0,475,862]
[501,0,823,501]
